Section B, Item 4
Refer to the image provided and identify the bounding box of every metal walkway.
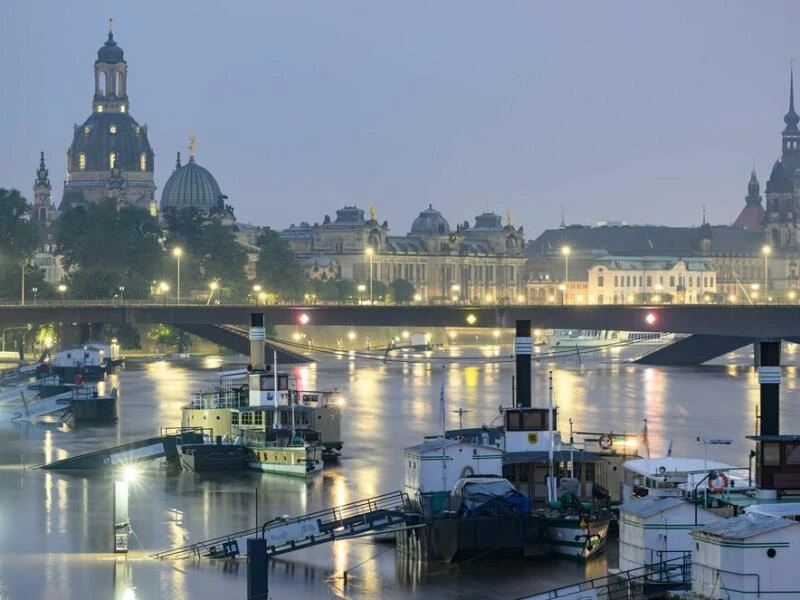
[37,428,205,470]
[152,490,416,560]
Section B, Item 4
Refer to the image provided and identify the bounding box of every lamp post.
[762,245,771,304]
[365,247,374,303]
[558,284,566,306]
[172,247,183,304]
[253,284,262,305]
[561,246,571,304]
[357,284,366,306]
[118,285,125,303]
[31,287,38,305]
[451,284,460,304]
[57,283,67,306]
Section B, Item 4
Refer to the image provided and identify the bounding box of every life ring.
[707,472,729,493]
[598,434,613,450]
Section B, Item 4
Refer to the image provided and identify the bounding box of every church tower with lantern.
[61,21,156,213]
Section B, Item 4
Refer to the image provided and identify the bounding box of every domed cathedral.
[160,138,233,223]
[61,23,156,213]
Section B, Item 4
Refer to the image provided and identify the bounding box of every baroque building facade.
[282,205,526,303]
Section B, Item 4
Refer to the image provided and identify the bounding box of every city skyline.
[3,2,800,232]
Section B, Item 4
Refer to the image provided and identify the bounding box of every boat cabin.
[748,435,800,498]
[691,513,800,599]
[622,457,745,503]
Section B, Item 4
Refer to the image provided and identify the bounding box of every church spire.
[783,67,800,136]
[35,151,49,187]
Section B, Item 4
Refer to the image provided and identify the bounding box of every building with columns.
[60,25,156,213]
[282,205,526,303]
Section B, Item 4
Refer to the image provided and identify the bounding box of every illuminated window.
[78,153,86,171]
[83,126,90,135]
[109,124,117,134]
[139,153,147,172]
[109,152,116,169]
[149,201,157,217]
[97,105,103,113]
[135,127,141,136]
[120,105,126,113]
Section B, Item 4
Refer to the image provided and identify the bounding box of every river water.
[1,341,799,600]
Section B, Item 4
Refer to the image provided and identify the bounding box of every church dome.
[411,205,450,235]
[766,160,793,194]
[160,154,223,211]
[97,32,124,64]
[68,111,153,174]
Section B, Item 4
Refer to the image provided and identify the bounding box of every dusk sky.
[3,1,800,235]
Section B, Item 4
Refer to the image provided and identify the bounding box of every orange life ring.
[707,472,729,493]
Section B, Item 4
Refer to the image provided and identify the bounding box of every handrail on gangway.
[152,490,416,561]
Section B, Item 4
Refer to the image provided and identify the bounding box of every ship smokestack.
[249,313,266,370]
[515,320,532,408]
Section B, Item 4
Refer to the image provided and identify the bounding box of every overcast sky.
[2,1,799,236]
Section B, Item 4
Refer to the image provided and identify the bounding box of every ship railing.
[186,390,248,410]
[515,552,692,600]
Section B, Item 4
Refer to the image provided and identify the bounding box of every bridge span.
[1,303,800,338]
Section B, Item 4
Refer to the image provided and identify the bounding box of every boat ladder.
[152,490,418,560]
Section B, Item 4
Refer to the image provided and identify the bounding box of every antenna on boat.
[439,365,447,492]
[272,350,279,429]
[568,417,574,479]
[547,370,557,504]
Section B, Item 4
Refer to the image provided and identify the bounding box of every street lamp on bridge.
[172,247,183,304]
[358,284,366,306]
[762,245,771,304]
[57,283,67,306]
[365,246,374,303]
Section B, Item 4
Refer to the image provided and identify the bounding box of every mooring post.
[247,537,268,600]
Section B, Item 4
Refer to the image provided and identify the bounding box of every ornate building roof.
[68,112,153,174]
[161,152,224,211]
[97,31,124,64]
[411,205,450,235]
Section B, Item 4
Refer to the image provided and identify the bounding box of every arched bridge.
[2,303,798,364]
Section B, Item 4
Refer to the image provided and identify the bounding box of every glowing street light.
[762,245,771,303]
[357,284,366,306]
[561,245,571,290]
[466,314,477,325]
[207,280,219,305]
[451,284,460,303]
[31,287,38,305]
[172,247,183,304]
[57,283,67,306]
[159,281,170,306]
[413,293,422,303]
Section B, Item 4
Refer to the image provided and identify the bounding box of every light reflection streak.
[57,477,68,535]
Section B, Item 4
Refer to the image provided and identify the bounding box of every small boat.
[12,376,118,424]
[547,329,675,348]
[242,427,323,477]
[178,442,249,473]
[37,341,124,383]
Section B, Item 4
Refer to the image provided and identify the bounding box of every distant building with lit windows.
[282,205,526,303]
[60,25,156,212]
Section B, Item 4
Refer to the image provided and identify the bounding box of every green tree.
[147,324,191,353]
[389,278,415,303]
[0,189,43,301]
[58,199,164,298]
[257,229,305,302]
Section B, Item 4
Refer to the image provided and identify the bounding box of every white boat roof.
[745,503,800,518]
[404,437,503,456]
[621,496,686,518]
[624,456,738,476]
[217,369,249,379]
[695,512,795,540]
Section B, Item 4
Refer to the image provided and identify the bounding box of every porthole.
[612,466,618,472]
[767,548,777,558]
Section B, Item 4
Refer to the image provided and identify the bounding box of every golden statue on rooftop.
[188,134,197,158]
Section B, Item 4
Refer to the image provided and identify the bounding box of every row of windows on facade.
[76,152,147,172]
[372,263,517,283]
[596,274,715,288]
[94,104,127,113]
[83,123,140,137]
[233,412,311,427]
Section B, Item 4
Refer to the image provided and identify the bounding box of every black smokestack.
[515,320,532,408]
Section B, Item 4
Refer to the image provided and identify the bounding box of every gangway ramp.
[37,428,205,470]
[152,490,417,560]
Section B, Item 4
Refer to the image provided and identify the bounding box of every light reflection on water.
[0,345,799,598]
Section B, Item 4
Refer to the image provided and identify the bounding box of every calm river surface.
[1,341,800,600]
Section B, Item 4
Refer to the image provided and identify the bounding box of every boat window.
[241,412,253,426]
[254,412,264,426]
[231,413,239,425]
[763,442,781,466]
[506,411,523,431]
[784,442,800,465]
